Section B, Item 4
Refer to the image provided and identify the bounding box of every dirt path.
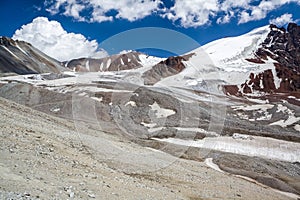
[0,97,294,199]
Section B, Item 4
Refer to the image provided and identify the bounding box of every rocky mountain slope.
[222,23,300,97]
[64,51,163,72]
[0,37,67,76]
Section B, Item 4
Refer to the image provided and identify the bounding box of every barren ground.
[0,97,296,200]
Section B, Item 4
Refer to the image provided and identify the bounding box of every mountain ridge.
[222,23,300,97]
[0,36,68,76]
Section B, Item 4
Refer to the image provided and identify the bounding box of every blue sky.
[1,0,299,60]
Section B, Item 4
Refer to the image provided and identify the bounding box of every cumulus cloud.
[44,0,300,28]
[45,0,163,23]
[269,13,294,26]
[238,0,300,24]
[13,17,108,61]
[163,0,219,28]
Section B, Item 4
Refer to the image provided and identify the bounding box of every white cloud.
[164,0,219,28]
[217,11,235,24]
[44,0,300,28]
[219,0,252,12]
[238,0,300,24]
[269,13,294,26]
[12,17,108,61]
[45,0,163,23]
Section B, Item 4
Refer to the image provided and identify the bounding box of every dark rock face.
[142,53,194,85]
[225,23,300,96]
[0,37,67,76]
[262,23,300,93]
[223,85,239,95]
[65,51,143,72]
[241,69,276,93]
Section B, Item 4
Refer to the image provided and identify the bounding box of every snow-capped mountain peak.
[185,25,270,75]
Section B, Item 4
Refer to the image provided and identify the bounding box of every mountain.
[241,23,300,94]
[0,37,68,76]
[0,23,300,198]
[64,51,163,72]
[203,23,300,98]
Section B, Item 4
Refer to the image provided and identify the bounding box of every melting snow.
[1,46,21,60]
[270,117,300,127]
[141,122,157,128]
[16,44,29,56]
[50,107,60,113]
[138,54,163,67]
[245,98,269,104]
[100,62,104,71]
[86,60,90,71]
[232,104,273,121]
[232,104,274,111]
[150,102,176,118]
[174,127,219,137]
[270,104,300,127]
[91,97,103,102]
[205,158,224,173]
[294,124,300,132]
[125,101,136,107]
[154,136,300,162]
[106,59,111,69]
[232,133,253,140]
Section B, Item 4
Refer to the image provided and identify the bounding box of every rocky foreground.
[0,96,297,200]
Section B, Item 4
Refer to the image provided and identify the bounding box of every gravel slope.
[0,97,295,200]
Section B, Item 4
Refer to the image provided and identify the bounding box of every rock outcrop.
[142,53,194,85]
[225,23,300,96]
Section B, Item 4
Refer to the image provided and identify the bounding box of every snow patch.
[141,122,157,128]
[270,117,300,128]
[106,59,111,69]
[233,104,273,121]
[245,98,269,104]
[232,133,253,140]
[204,158,224,173]
[125,101,136,107]
[232,104,274,111]
[294,124,300,132]
[154,136,300,162]
[16,44,29,56]
[270,105,300,127]
[174,127,219,137]
[50,107,60,113]
[91,96,103,102]
[138,54,164,67]
[150,102,176,118]
[271,66,281,89]
[100,62,104,71]
[86,60,90,71]
[1,46,21,60]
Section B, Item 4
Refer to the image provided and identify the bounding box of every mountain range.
[0,23,299,199]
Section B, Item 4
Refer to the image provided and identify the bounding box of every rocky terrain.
[0,97,297,200]
[0,23,300,199]
[0,37,67,76]
[225,23,300,96]
[64,51,146,72]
